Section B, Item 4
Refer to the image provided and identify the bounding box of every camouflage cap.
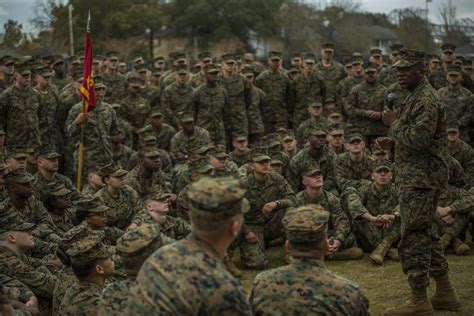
[221,53,236,63]
[329,128,344,136]
[321,42,335,51]
[36,147,61,159]
[0,163,7,172]
[3,170,33,184]
[175,64,188,75]
[100,162,128,177]
[241,64,254,75]
[393,49,426,68]
[174,52,187,63]
[446,64,462,75]
[389,43,404,53]
[364,62,378,72]
[45,182,72,197]
[187,176,249,221]
[132,56,144,64]
[288,66,301,73]
[0,130,5,136]
[252,154,271,163]
[6,147,27,159]
[75,195,109,213]
[66,235,112,264]
[198,51,212,61]
[105,51,119,60]
[204,63,220,74]
[15,61,32,76]
[35,66,53,77]
[309,101,323,108]
[193,163,214,174]
[373,159,392,172]
[303,168,322,177]
[441,43,456,53]
[447,125,459,133]
[346,132,364,143]
[209,145,228,159]
[179,112,194,123]
[116,224,164,255]
[303,52,316,64]
[152,69,162,77]
[155,55,165,62]
[283,134,295,142]
[329,112,342,118]
[268,51,282,60]
[270,159,283,166]
[149,110,164,118]
[145,191,171,202]
[95,82,107,89]
[233,134,247,142]
[282,205,330,243]
[139,146,160,158]
[0,55,14,66]
[309,129,327,137]
[127,75,142,86]
[370,48,382,56]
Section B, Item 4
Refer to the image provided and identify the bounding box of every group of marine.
[0,40,472,315]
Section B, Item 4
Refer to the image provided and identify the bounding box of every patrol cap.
[100,162,128,177]
[446,64,462,76]
[116,223,164,255]
[105,51,119,61]
[127,75,142,86]
[66,235,112,264]
[364,62,378,72]
[309,101,323,108]
[252,154,271,163]
[149,110,163,118]
[393,49,426,68]
[289,66,301,73]
[139,146,160,158]
[0,55,14,66]
[36,66,53,77]
[441,43,456,53]
[346,133,364,143]
[270,159,283,166]
[241,64,254,75]
[95,82,107,89]
[174,52,187,64]
[46,183,72,197]
[75,195,109,213]
[282,205,330,243]
[389,43,404,53]
[155,55,165,62]
[133,56,144,64]
[329,129,344,136]
[370,48,382,56]
[221,53,236,64]
[373,159,392,172]
[135,64,148,73]
[204,63,220,74]
[175,64,188,75]
[6,148,27,159]
[146,191,171,202]
[303,168,322,177]
[15,61,32,76]
[3,170,33,184]
[198,51,213,62]
[283,134,295,142]
[192,163,214,174]
[310,129,327,137]
[268,51,282,60]
[152,70,162,77]
[36,147,61,159]
[303,52,316,64]
[209,145,229,159]
[321,42,335,51]
[179,112,194,123]
[329,112,342,118]
[233,134,247,142]
[372,148,387,156]
[187,176,249,221]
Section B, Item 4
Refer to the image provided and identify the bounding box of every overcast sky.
[0,0,473,34]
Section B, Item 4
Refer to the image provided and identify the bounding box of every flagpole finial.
[86,10,91,31]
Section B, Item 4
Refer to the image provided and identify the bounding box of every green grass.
[234,242,474,315]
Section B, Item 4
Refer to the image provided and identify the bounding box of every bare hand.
[375,137,394,150]
[436,206,452,219]
[175,152,186,161]
[245,231,258,243]
[46,259,63,269]
[326,237,341,255]
[370,215,384,227]
[74,112,89,125]
[440,214,455,225]
[367,110,381,119]
[262,202,277,214]
[382,106,397,126]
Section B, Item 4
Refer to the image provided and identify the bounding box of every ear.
[284,240,291,253]
[343,143,350,151]
[7,233,16,244]
[371,173,375,181]
[230,219,242,238]
[95,263,104,275]
[301,176,308,186]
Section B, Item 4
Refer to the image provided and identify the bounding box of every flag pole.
[76,11,91,190]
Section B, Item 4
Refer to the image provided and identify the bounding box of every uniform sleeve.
[347,188,370,219]
[328,194,350,243]
[286,156,301,192]
[274,174,296,208]
[65,104,81,139]
[346,87,368,119]
[322,153,338,193]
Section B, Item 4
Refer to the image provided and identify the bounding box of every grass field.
[234,242,474,315]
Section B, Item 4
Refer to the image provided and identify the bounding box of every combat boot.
[431,273,461,311]
[223,255,242,278]
[386,248,399,261]
[384,287,434,316]
[328,247,363,260]
[452,238,470,256]
[369,236,395,265]
[439,233,452,250]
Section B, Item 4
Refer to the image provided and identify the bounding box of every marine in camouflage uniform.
[65,82,119,178]
[101,51,127,103]
[250,206,369,315]
[0,55,14,94]
[189,51,213,88]
[95,163,142,230]
[41,183,76,236]
[291,52,326,127]
[378,43,404,87]
[294,169,352,250]
[335,56,364,117]
[98,224,169,316]
[295,101,328,145]
[58,236,115,316]
[218,53,251,139]
[345,62,388,146]
[0,212,56,304]
[383,49,460,315]
[192,64,229,147]
[316,42,346,99]
[241,65,265,141]
[0,61,42,150]
[162,64,194,128]
[287,129,338,193]
[229,135,252,167]
[254,51,292,133]
[437,65,472,143]
[127,177,252,315]
[239,154,295,269]
[139,110,176,152]
[447,126,474,187]
[50,56,69,91]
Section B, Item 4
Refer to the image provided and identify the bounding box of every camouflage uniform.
[140,122,176,152]
[169,125,212,161]
[58,236,113,316]
[295,115,328,145]
[102,73,127,103]
[316,60,346,99]
[52,267,76,315]
[428,66,472,91]
[447,137,474,187]
[111,143,134,167]
[335,151,374,192]
[348,181,400,252]
[0,83,42,150]
[346,80,388,142]
[335,75,364,116]
[34,83,63,153]
[390,52,449,289]
[117,91,151,136]
[132,211,190,240]
[66,99,119,174]
[127,177,252,315]
[254,58,292,132]
[192,67,229,146]
[240,162,295,268]
[295,188,352,248]
[286,146,338,192]
[250,206,369,315]
[162,81,194,128]
[379,66,400,87]
[437,84,472,142]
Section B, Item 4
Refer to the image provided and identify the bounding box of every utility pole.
[68,4,74,56]
[425,0,432,52]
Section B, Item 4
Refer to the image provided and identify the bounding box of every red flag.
[80,30,96,112]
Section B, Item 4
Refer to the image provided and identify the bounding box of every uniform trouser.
[399,188,449,289]
[353,217,400,252]
[238,208,286,268]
